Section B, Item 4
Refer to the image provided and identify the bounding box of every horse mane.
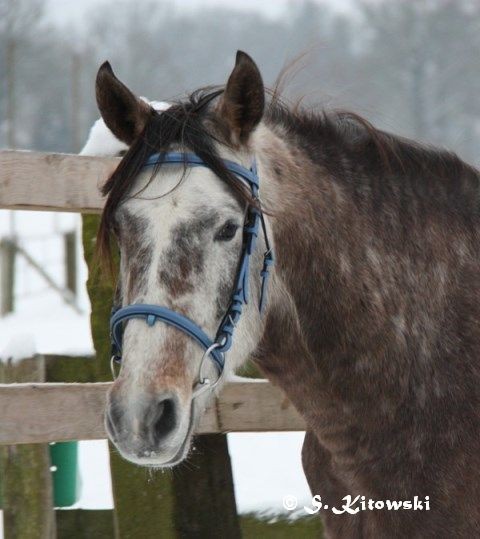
[97,84,480,274]
[265,95,479,183]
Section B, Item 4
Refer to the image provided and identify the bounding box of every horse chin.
[118,435,192,469]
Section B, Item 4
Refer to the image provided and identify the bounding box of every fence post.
[0,238,15,315]
[64,230,77,298]
[45,352,116,539]
[56,510,113,539]
[173,434,240,538]
[0,354,56,539]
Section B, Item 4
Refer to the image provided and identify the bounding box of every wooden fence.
[0,149,304,444]
[0,376,304,444]
[0,149,311,539]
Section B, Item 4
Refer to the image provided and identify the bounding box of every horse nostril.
[150,397,177,445]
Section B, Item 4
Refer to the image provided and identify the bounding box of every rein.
[109,152,274,397]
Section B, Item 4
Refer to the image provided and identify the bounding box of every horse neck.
[252,120,385,417]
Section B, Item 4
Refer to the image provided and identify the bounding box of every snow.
[229,432,311,513]
[80,99,170,157]
[80,117,128,157]
[0,333,37,364]
[0,306,93,357]
[72,433,310,515]
[74,441,114,509]
[0,215,93,357]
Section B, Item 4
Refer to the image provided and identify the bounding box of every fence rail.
[0,150,306,444]
[0,379,304,444]
[0,150,116,212]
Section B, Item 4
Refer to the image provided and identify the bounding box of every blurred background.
[1,0,480,536]
[3,0,480,157]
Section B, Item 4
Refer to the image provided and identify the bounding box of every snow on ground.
[229,431,311,513]
[72,432,311,515]
[72,428,312,515]
[0,212,93,356]
[0,304,93,357]
[1,333,37,364]
[75,440,114,509]
[0,210,311,523]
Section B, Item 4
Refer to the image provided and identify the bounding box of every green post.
[173,434,240,538]
[0,355,56,539]
[109,452,176,538]
[50,441,79,507]
[56,509,113,539]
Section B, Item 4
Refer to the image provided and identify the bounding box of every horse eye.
[215,221,239,242]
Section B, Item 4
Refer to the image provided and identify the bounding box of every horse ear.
[220,51,265,143]
[95,61,153,145]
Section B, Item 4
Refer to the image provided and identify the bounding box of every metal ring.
[197,342,222,385]
[192,342,224,399]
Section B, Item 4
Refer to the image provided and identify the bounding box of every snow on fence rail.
[0,150,305,444]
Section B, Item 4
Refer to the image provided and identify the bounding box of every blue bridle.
[109,152,274,392]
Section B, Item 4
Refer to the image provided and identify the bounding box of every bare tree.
[0,0,44,148]
[359,0,480,163]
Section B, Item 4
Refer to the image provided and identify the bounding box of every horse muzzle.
[105,387,194,466]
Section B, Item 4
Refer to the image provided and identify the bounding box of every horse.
[85,51,480,538]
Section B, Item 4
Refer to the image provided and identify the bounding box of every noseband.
[109,152,274,397]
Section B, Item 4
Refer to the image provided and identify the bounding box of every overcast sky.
[46,0,355,26]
